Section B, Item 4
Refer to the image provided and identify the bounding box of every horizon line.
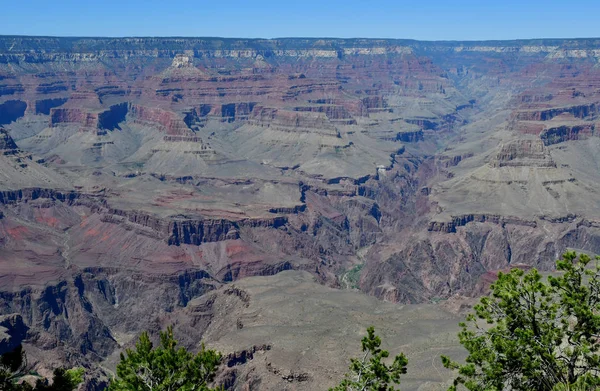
[1,34,600,43]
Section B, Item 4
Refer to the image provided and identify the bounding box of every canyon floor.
[0,36,599,389]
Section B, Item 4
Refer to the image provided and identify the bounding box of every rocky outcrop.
[490,139,555,167]
[217,260,295,283]
[185,102,257,125]
[222,286,251,307]
[102,208,289,245]
[224,345,272,367]
[293,105,357,125]
[435,153,473,168]
[540,124,595,145]
[101,209,237,244]
[95,86,127,101]
[268,205,306,214]
[0,127,18,153]
[520,93,554,103]
[218,103,256,123]
[49,102,192,135]
[0,267,222,388]
[428,214,537,233]
[34,98,68,115]
[162,135,205,143]
[35,82,69,94]
[128,104,193,135]
[366,213,600,303]
[249,106,339,135]
[396,130,424,143]
[0,188,81,205]
[514,103,598,122]
[0,188,290,246]
[239,216,288,229]
[361,96,387,113]
[0,280,118,358]
[168,218,240,245]
[405,118,438,130]
[50,107,99,128]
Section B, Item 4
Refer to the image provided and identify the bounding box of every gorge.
[0,36,599,390]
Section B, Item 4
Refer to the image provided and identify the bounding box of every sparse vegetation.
[344,263,364,289]
[331,326,408,391]
[442,251,600,391]
[33,368,85,391]
[0,345,84,391]
[108,326,222,391]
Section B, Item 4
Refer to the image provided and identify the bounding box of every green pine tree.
[330,326,408,391]
[108,326,222,391]
[442,251,600,391]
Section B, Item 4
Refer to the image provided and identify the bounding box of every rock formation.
[0,36,600,390]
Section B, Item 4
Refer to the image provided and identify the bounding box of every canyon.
[0,36,599,390]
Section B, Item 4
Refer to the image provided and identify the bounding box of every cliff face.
[0,36,594,58]
[1,35,600,390]
[128,104,194,135]
[513,103,598,122]
[0,127,18,151]
[540,124,596,145]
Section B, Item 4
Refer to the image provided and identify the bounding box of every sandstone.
[513,103,598,122]
[540,123,595,145]
[490,138,555,167]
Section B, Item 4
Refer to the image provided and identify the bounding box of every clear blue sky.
[2,0,599,41]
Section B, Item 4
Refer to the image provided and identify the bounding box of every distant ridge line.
[1,35,600,53]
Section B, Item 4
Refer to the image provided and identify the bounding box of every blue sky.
[1,0,599,40]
